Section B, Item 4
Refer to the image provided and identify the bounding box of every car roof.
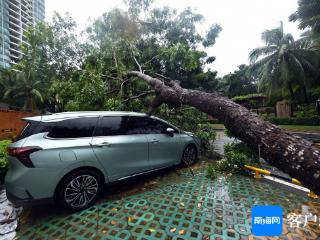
[23,111,148,122]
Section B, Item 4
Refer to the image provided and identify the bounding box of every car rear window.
[47,117,98,138]
[16,121,53,141]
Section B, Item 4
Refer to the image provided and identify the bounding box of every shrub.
[206,142,258,179]
[231,93,265,103]
[294,104,317,118]
[0,139,11,182]
[224,128,234,138]
[206,164,219,179]
[223,143,251,173]
[195,123,216,151]
[265,116,320,125]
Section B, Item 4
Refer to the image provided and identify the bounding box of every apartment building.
[0,0,45,68]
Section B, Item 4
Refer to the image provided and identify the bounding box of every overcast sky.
[46,0,302,77]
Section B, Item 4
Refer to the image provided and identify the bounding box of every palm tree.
[1,69,43,111]
[249,22,319,102]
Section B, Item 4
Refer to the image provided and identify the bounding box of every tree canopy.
[249,22,319,103]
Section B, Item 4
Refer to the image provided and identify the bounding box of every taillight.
[7,146,42,168]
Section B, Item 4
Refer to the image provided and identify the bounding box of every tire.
[57,170,102,211]
[181,144,197,166]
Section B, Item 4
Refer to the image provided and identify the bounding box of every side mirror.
[166,128,175,137]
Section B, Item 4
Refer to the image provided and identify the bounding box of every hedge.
[0,139,11,183]
[265,116,320,125]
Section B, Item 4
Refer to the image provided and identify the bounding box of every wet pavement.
[210,131,236,156]
[1,131,320,239]
[14,162,320,239]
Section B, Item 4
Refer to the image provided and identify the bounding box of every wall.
[0,109,36,140]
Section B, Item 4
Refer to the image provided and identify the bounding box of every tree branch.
[101,74,123,81]
[122,90,155,103]
[130,46,142,73]
[141,54,162,68]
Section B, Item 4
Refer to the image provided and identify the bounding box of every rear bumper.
[6,189,53,206]
[5,157,60,202]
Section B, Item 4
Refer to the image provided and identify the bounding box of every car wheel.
[57,170,102,211]
[182,145,197,166]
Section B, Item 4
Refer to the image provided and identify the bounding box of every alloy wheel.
[64,174,99,208]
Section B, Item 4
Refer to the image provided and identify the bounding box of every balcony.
[9,21,21,32]
[8,28,21,39]
[9,16,20,27]
[9,47,21,55]
[8,7,20,18]
[8,1,19,12]
[9,34,21,43]
[9,41,20,48]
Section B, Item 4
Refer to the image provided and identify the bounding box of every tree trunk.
[288,83,295,100]
[129,71,320,194]
[302,86,309,104]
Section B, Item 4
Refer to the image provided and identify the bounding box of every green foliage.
[104,98,122,111]
[309,86,320,101]
[224,128,234,138]
[206,164,220,179]
[249,22,319,103]
[293,104,318,118]
[290,0,320,34]
[265,116,320,125]
[0,140,11,171]
[206,142,257,179]
[221,65,258,98]
[224,142,258,161]
[0,13,83,111]
[194,123,216,151]
[231,93,265,102]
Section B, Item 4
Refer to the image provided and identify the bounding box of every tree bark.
[129,71,320,194]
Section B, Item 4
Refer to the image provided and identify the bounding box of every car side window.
[94,116,124,136]
[94,116,178,136]
[125,116,143,134]
[139,117,176,134]
[95,116,144,136]
[47,117,98,138]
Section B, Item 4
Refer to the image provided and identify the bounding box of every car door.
[41,117,99,168]
[140,117,180,168]
[91,116,149,181]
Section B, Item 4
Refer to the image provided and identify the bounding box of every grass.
[210,123,225,129]
[278,125,320,133]
[211,124,320,133]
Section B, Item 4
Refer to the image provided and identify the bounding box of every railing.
[245,165,319,199]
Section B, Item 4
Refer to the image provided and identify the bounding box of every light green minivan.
[5,111,200,211]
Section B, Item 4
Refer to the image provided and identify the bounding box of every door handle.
[151,139,159,144]
[95,142,111,147]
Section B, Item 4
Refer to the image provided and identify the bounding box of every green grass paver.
[17,163,320,239]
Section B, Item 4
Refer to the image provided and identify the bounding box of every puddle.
[210,130,236,156]
[13,161,320,239]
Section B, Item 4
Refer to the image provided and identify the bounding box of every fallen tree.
[129,70,320,194]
